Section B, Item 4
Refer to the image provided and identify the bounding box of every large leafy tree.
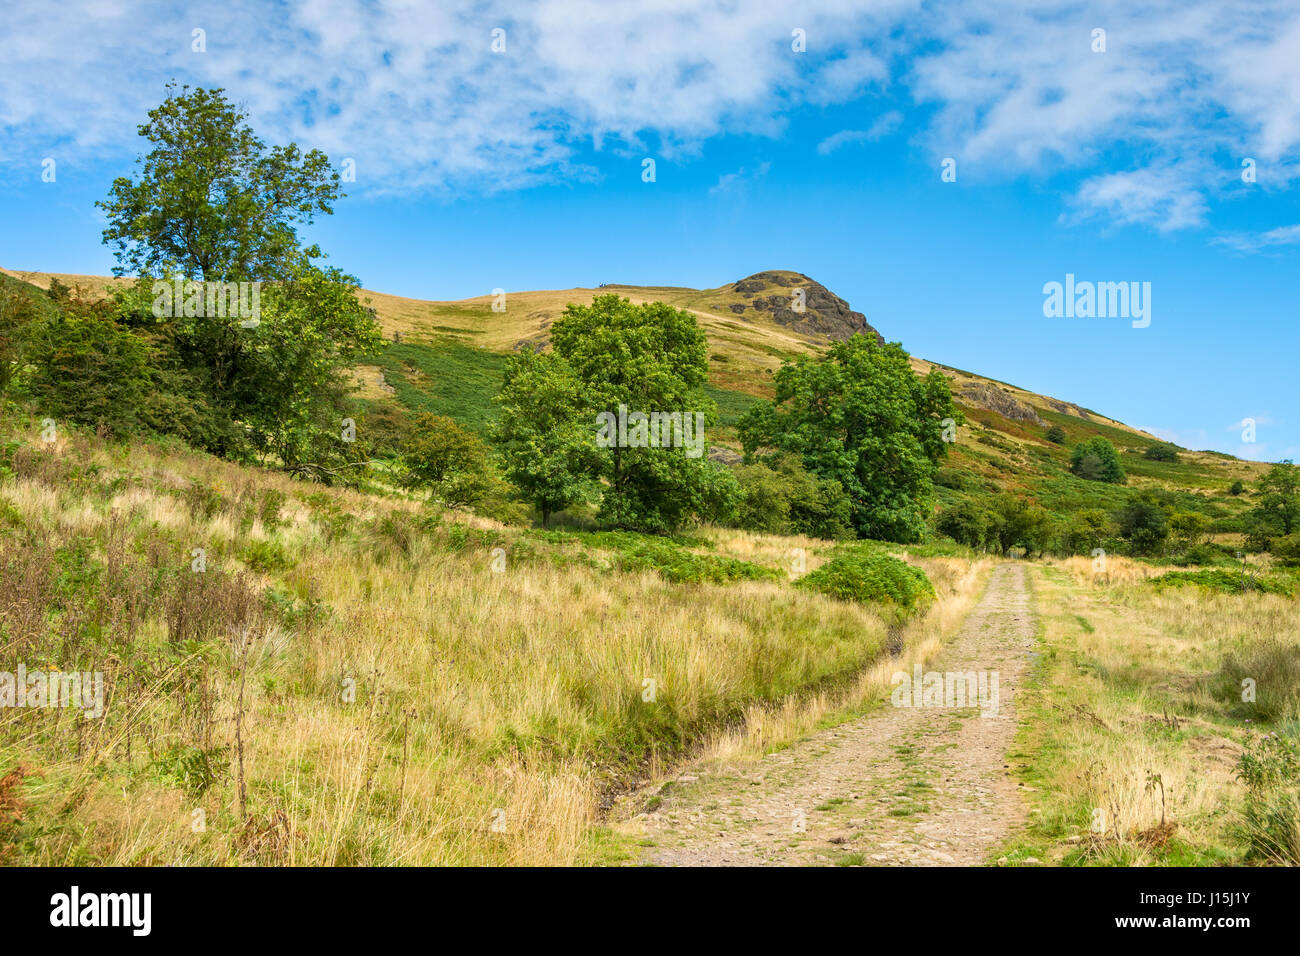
[83,86,381,479]
[528,294,737,533]
[738,334,957,542]
[98,83,340,281]
[492,347,599,527]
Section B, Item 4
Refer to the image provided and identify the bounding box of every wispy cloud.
[709,161,771,196]
[1212,223,1300,253]
[817,110,903,154]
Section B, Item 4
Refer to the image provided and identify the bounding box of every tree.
[1229,480,1245,496]
[492,347,599,527]
[402,414,491,507]
[1253,461,1300,536]
[1044,425,1067,445]
[936,500,992,550]
[1059,508,1109,555]
[738,334,958,543]
[1143,443,1179,463]
[734,452,854,539]
[1070,436,1125,484]
[1116,494,1169,555]
[1170,511,1212,549]
[0,282,43,400]
[986,494,1051,556]
[98,84,340,282]
[25,293,153,437]
[549,294,735,533]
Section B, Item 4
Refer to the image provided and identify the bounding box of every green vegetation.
[795,548,935,617]
[1070,436,1125,484]
[739,335,958,542]
[1150,568,1295,597]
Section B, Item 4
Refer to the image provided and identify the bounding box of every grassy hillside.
[6,264,1267,516]
[0,408,978,865]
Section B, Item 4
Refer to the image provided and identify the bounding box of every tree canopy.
[738,334,957,542]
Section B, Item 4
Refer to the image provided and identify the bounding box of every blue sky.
[2,0,1298,461]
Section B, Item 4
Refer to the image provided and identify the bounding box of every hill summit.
[725,270,882,343]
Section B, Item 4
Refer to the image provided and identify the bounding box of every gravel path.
[629,563,1037,866]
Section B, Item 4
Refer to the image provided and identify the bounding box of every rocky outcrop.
[957,382,1045,425]
[727,270,882,342]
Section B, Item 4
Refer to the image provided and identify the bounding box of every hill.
[3,264,1266,538]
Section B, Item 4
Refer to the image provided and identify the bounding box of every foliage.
[402,413,492,508]
[1070,436,1125,484]
[25,297,153,437]
[733,452,854,539]
[491,347,599,527]
[1044,424,1067,445]
[1234,734,1300,865]
[1116,493,1169,555]
[547,294,735,533]
[795,548,935,617]
[98,83,340,281]
[1253,461,1300,537]
[1143,443,1180,463]
[1150,568,1294,597]
[739,334,957,543]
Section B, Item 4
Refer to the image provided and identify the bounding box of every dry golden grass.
[0,419,989,866]
[1006,559,1300,865]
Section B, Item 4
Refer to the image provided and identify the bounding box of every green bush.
[1234,734,1300,864]
[1070,436,1125,484]
[238,539,294,574]
[1150,568,1294,596]
[1044,425,1067,445]
[734,452,854,539]
[595,531,780,585]
[1143,443,1179,462]
[796,549,934,617]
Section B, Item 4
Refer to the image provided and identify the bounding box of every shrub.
[1070,437,1125,484]
[1116,494,1169,555]
[1271,533,1300,567]
[592,531,780,585]
[1150,568,1294,597]
[796,549,934,618]
[401,413,492,508]
[1229,480,1245,496]
[735,453,854,539]
[1234,734,1300,864]
[935,500,990,550]
[238,539,294,574]
[1044,425,1066,445]
[1143,443,1179,462]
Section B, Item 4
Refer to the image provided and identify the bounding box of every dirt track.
[627,563,1037,866]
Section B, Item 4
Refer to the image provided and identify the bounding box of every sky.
[1,0,1298,461]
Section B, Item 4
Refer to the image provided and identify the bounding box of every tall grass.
[0,416,981,865]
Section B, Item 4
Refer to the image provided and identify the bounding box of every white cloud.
[709,161,771,196]
[817,110,903,154]
[2,0,1299,228]
[1212,223,1300,253]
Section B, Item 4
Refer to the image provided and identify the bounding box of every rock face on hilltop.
[726,270,883,343]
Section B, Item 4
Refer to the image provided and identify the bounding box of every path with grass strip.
[625,563,1037,866]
